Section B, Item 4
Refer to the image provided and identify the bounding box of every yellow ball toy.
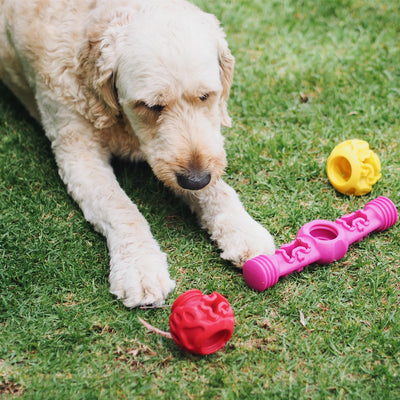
[327,139,381,196]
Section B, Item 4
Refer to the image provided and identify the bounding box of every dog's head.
[79,0,234,191]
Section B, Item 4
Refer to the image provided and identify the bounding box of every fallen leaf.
[299,92,309,103]
[0,381,24,396]
[299,310,307,328]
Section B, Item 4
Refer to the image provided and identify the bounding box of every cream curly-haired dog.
[0,0,275,307]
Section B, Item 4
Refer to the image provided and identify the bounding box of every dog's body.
[0,0,274,307]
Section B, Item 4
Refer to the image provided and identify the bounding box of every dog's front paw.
[216,216,275,268]
[109,252,175,308]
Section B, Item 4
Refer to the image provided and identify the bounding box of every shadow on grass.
[112,158,198,228]
[0,81,42,131]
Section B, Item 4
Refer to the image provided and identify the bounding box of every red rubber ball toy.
[169,289,235,355]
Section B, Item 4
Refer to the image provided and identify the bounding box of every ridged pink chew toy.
[243,197,398,291]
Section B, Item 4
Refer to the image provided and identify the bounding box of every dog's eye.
[148,104,165,113]
[199,93,209,102]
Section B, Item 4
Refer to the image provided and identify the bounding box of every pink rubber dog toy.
[243,196,398,291]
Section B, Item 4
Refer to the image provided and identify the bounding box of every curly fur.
[0,0,274,307]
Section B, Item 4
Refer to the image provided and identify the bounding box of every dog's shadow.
[112,158,203,237]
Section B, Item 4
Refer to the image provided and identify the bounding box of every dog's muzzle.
[176,170,211,190]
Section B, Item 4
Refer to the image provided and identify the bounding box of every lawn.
[1,0,399,398]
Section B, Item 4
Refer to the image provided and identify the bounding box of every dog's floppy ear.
[77,13,126,129]
[218,41,235,127]
[209,16,235,128]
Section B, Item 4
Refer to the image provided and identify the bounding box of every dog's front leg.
[48,124,175,307]
[181,179,275,267]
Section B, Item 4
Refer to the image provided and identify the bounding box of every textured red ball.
[169,289,235,355]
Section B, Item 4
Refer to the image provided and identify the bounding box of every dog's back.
[0,0,95,120]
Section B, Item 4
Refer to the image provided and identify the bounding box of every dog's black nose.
[176,170,211,190]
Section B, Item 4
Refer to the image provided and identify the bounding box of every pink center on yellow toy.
[327,139,381,196]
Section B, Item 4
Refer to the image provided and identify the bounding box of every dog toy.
[169,289,235,355]
[139,290,234,355]
[243,196,398,291]
[327,139,381,196]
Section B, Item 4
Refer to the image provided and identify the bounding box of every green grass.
[1,0,400,398]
